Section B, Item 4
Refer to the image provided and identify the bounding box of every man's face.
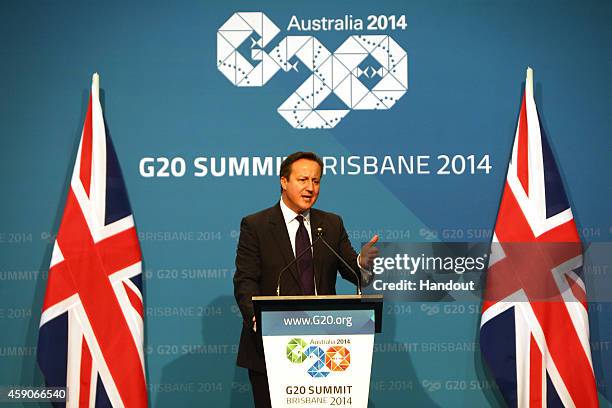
[281,159,321,214]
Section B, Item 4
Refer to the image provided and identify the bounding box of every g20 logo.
[286,337,351,378]
[217,12,408,129]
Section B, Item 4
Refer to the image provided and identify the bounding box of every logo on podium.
[286,337,351,377]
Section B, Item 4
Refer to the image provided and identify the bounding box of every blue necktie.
[295,215,314,295]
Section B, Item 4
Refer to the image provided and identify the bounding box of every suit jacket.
[233,202,360,372]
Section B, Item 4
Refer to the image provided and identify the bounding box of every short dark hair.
[279,151,323,192]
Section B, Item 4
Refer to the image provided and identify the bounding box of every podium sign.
[254,295,382,408]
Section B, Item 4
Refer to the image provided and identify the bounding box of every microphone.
[316,227,362,295]
[276,234,322,296]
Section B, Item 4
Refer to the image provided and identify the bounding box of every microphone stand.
[315,227,362,296]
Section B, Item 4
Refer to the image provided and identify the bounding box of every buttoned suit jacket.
[233,203,360,372]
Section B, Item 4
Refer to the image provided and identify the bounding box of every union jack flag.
[37,74,148,407]
[479,68,599,407]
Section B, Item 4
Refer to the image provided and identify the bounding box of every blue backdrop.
[1,0,611,406]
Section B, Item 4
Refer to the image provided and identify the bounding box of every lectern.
[253,295,383,408]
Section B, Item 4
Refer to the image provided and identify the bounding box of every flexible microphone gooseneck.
[315,227,362,295]
[276,234,322,296]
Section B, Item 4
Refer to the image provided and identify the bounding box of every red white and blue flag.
[37,74,148,407]
[480,68,599,407]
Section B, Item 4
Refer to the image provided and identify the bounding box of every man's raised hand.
[359,234,379,270]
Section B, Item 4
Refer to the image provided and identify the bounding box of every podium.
[253,295,383,408]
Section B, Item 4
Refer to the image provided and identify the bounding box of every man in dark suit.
[233,151,378,408]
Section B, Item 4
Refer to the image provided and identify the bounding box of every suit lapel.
[310,209,325,292]
[268,204,303,292]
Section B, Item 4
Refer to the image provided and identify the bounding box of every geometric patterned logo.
[217,12,408,129]
[286,337,308,363]
[304,344,328,378]
[325,345,350,371]
[286,337,351,378]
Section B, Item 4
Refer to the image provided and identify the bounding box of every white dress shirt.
[279,197,313,257]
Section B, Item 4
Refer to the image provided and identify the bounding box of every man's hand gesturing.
[359,235,379,270]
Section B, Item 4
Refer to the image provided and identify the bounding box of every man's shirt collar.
[279,197,310,225]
